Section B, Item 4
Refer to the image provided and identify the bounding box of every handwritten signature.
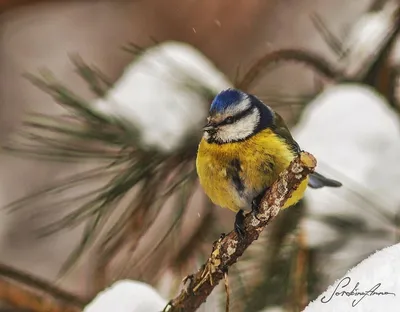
[321,277,396,307]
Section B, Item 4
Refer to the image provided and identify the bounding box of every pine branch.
[310,13,344,57]
[164,151,317,312]
[236,49,343,91]
[0,263,87,312]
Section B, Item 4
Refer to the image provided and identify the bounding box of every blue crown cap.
[210,88,244,113]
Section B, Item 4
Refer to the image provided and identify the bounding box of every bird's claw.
[251,198,261,221]
[234,209,246,239]
[251,189,268,221]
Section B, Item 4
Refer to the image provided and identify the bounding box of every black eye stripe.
[217,106,255,126]
[225,116,234,124]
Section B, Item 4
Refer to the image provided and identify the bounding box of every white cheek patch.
[216,108,260,143]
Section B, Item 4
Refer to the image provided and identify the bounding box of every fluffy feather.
[216,107,260,143]
[197,88,341,214]
[210,88,247,113]
[196,128,309,212]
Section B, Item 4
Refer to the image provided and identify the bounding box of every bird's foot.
[251,192,265,220]
[235,190,269,239]
[234,209,246,239]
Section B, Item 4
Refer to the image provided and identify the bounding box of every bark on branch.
[164,151,317,312]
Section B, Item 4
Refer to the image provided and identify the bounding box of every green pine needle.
[3,55,209,277]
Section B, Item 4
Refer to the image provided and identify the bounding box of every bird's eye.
[225,116,234,124]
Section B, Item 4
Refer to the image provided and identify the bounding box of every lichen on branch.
[164,151,317,312]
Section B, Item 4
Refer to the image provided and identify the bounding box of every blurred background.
[0,0,399,311]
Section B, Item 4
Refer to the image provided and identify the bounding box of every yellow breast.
[196,129,308,212]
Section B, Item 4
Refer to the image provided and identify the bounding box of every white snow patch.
[83,280,167,312]
[304,243,400,311]
[94,41,232,152]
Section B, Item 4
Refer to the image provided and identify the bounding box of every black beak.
[203,123,217,134]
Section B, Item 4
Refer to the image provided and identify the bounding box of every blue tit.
[196,88,342,237]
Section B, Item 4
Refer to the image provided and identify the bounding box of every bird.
[196,88,342,238]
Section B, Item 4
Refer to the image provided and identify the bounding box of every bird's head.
[203,88,274,144]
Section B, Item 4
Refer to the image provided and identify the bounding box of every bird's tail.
[308,172,342,189]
